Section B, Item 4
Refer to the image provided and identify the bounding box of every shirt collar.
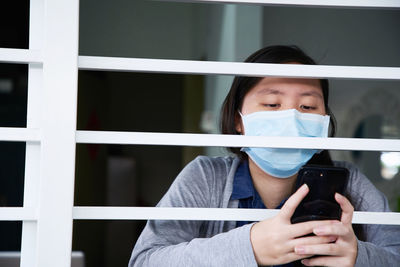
[231,160,255,200]
[231,160,289,209]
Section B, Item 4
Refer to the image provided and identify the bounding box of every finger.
[295,243,339,256]
[289,220,338,238]
[313,222,349,236]
[280,184,309,219]
[281,252,315,265]
[302,256,341,267]
[335,193,354,224]
[291,235,337,248]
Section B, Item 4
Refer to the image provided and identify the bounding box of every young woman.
[129,46,400,266]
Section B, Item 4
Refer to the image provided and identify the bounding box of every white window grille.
[0,1,399,267]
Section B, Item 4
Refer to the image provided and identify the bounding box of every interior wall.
[79,0,203,59]
[103,72,184,205]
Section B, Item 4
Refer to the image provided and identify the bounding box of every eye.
[263,104,281,108]
[300,105,316,110]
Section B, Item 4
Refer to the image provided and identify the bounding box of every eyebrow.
[255,88,323,99]
[255,88,283,96]
[300,91,324,99]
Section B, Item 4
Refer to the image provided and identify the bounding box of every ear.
[235,112,243,134]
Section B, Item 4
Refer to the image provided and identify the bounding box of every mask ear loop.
[237,110,247,152]
[235,110,244,135]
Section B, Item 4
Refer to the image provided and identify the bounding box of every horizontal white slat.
[0,48,42,64]
[0,207,36,221]
[0,251,84,258]
[73,207,400,225]
[0,251,21,257]
[73,207,277,221]
[1,206,397,224]
[78,56,400,80]
[0,128,41,142]
[167,0,400,9]
[76,131,400,152]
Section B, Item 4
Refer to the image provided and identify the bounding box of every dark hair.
[220,45,337,164]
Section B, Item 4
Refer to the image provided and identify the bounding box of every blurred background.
[1,0,400,266]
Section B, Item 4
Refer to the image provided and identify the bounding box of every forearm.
[355,240,400,267]
[129,223,257,267]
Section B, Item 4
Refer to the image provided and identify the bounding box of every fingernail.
[295,246,305,254]
[301,184,308,191]
[329,236,337,242]
[301,259,309,266]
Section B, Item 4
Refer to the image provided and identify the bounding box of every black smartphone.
[291,165,349,224]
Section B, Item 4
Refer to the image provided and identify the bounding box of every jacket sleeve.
[128,157,257,267]
[343,162,400,266]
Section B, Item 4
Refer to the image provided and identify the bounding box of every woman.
[129,46,400,266]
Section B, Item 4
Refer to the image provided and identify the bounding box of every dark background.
[0,0,29,251]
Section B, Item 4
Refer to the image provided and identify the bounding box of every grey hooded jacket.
[129,156,400,267]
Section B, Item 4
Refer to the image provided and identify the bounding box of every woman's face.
[236,77,326,133]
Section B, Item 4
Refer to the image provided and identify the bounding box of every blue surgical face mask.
[240,109,330,178]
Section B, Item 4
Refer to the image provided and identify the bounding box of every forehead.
[248,77,323,97]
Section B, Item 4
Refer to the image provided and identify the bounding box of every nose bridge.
[284,97,299,111]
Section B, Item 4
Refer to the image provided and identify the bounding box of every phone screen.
[291,165,349,224]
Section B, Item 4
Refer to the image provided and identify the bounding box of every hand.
[294,193,358,267]
[250,184,338,266]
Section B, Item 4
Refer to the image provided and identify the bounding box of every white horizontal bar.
[73,207,400,225]
[0,251,84,258]
[352,212,400,225]
[78,56,400,80]
[0,207,396,225]
[0,251,21,257]
[73,207,277,221]
[166,0,400,9]
[0,128,41,142]
[0,48,42,64]
[76,131,400,152]
[0,207,37,221]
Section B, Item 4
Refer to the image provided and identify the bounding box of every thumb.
[279,184,309,220]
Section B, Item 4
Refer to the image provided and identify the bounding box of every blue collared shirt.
[231,161,295,267]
